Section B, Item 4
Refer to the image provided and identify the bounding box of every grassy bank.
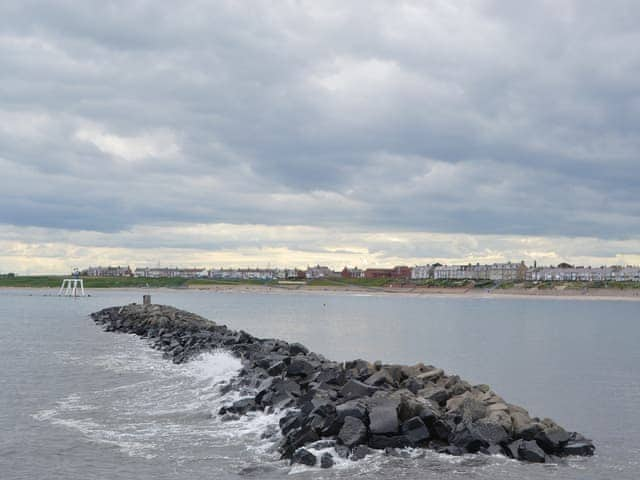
[0,276,274,289]
[1,275,639,290]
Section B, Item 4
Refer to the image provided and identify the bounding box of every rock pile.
[91,304,595,467]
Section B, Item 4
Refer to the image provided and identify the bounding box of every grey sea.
[1,288,638,479]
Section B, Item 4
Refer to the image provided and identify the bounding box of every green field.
[0,276,275,289]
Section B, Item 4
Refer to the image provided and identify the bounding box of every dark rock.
[291,448,316,466]
[369,434,412,449]
[504,439,523,459]
[560,441,595,456]
[419,385,449,405]
[365,369,395,387]
[436,445,464,456]
[267,361,287,376]
[289,342,309,356]
[369,404,399,435]
[287,358,316,378]
[91,304,595,465]
[334,444,350,458]
[518,440,546,463]
[313,367,346,386]
[401,416,430,445]
[220,397,256,415]
[338,416,367,447]
[350,445,373,460]
[535,426,570,453]
[340,379,379,400]
[319,452,334,468]
[336,399,367,422]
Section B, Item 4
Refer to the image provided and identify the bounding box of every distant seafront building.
[81,266,132,277]
[341,266,365,279]
[306,265,334,279]
[134,267,207,278]
[526,265,640,282]
[414,262,527,281]
[364,266,411,280]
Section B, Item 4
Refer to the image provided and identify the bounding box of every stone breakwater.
[91,304,595,467]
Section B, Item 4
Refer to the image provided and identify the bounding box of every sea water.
[1,288,638,479]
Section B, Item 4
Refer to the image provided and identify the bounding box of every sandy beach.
[183,283,640,301]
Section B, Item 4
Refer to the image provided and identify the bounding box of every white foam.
[183,350,243,383]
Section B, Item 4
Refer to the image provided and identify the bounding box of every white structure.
[411,265,433,280]
[58,278,85,297]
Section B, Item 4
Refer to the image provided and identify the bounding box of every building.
[526,265,640,282]
[306,265,333,279]
[341,267,365,279]
[411,265,433,280]
[82,266,132,277]
[364,266,411,280]
[134,267,207,278]
[433,261,527,281]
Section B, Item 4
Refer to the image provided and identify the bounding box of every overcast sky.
[1,0,639,273]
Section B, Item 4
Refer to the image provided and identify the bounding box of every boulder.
[401,416,430,445]
[320,452,334,468]
[535,426,570,453]
[291,448,316,466]
[560,441,595,456]
[518,440,546,463]
[340,379,379,400]
[287,358,316,378]
[336,399,367,422]
[419,385,449,405]
[289,342,309,356]
[350,445,373,460]
[369,435,412,449]
[369,404,399,435]
[416,368,444,383]
[338,416,368,447]
[365,369,395,387]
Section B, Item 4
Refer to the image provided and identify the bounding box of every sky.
[1,0,639,274]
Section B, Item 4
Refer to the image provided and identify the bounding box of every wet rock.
[369,434,411,449]
[535,426,570,453]
[319,452,334,468]
[350,445,373,460]
[401,416,430,445]
[291,448,316,466]
[338,416,368,447]
[518,440,546,463]
[91,304,596,466]
[560,440,596,456]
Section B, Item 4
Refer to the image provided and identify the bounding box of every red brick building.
[364,266,411,280]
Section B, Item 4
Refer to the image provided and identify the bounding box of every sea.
[1,288,638,479]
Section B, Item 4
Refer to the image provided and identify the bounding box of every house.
[341,266,365,279]
[82,266,132,277]
[364,266,411,280]
[306,265,333,279]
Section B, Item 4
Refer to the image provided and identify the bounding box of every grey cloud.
[0,0,639,242]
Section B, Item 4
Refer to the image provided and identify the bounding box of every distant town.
[72,262,640,283]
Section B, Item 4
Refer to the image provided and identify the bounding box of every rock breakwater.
[91,303,595,467]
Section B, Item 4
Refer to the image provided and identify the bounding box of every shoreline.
[6,283,640,301]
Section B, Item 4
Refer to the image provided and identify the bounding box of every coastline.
[187,283,640,301]
[4,282,640,301]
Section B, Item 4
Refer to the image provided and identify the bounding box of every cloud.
[0,0,638,271]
